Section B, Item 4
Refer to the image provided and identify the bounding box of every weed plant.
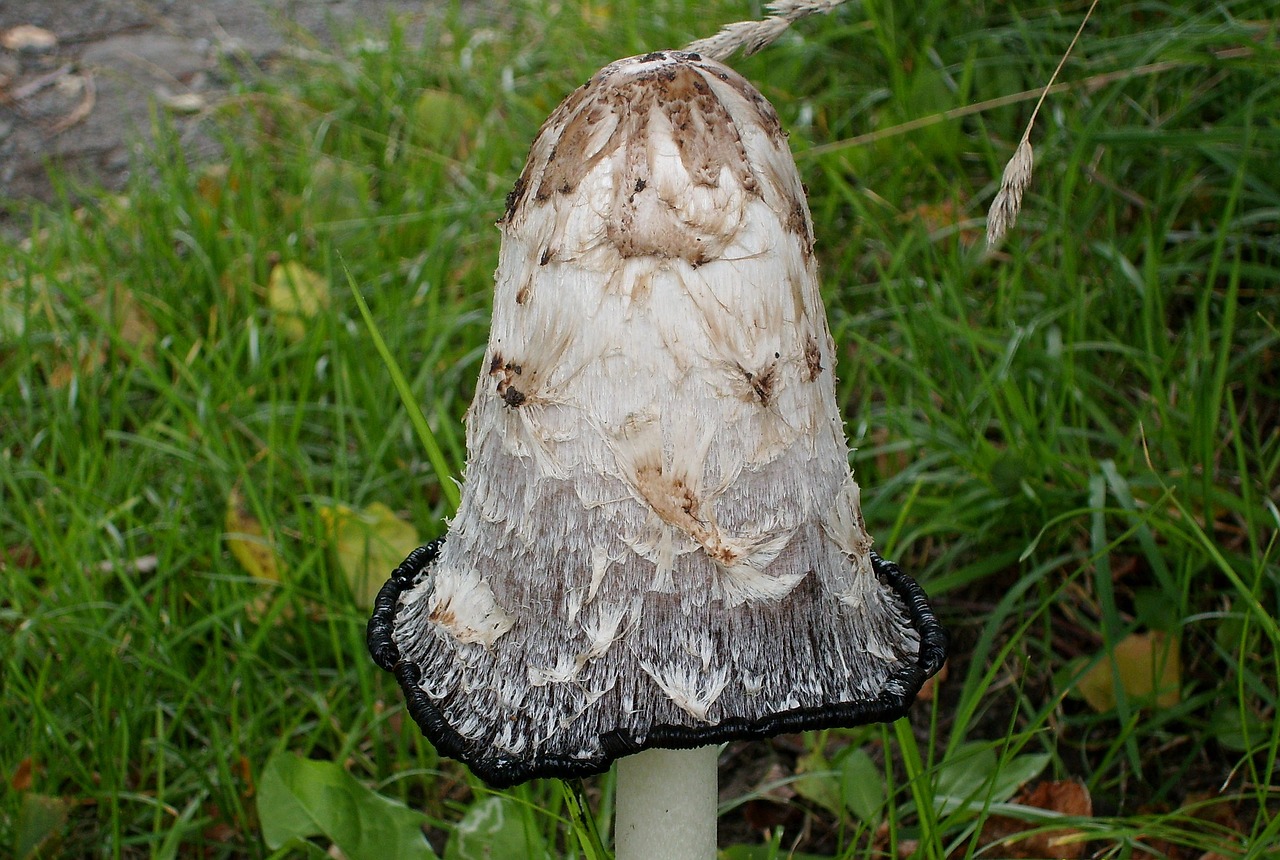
[1,1,1277,857]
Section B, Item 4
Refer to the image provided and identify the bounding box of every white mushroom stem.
[615,746,719,860]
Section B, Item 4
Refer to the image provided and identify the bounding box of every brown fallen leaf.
[11,757,34,791]
[48,340,106,389]
[235,755,255,799]
[872,820,918,859]
[1,545,41,572]
[907,199,980,247]
[742,760,803,835]
[87,282,157,361]
[224,486,286,583]
[196,163,240,209]
[1186,791,1244,860]
[980,778,1093,859]
[1078,630,1181,713]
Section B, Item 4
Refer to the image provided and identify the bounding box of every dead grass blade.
[686,0,854,61]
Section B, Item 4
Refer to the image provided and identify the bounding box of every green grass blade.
[343,262,462,514]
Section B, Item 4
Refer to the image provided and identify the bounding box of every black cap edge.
[367,543,947,788]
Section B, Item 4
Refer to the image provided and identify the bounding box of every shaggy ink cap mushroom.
[367,50,946,789]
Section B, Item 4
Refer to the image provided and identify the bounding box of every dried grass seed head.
[986,138,1034,249]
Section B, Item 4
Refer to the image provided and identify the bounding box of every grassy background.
[2,0,1277,856]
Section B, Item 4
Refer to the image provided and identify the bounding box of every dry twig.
[49,72,96,135]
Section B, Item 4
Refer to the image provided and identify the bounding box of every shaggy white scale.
[368,50,945,788]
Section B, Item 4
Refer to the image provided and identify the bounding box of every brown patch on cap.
[632,462,744,567]
[705,58,785,134]
[634,464,702,534]
[786,200,814,251]
[535,95,619,203]
[508,52,798,267]
[739,362,777,406]
[804,337,823,382]
[659,64,753,189]
[428,604,456,628]
[603,61,759,265]
[488,353,530,407]
[502,175,528,223]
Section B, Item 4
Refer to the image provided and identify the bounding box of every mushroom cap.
[368,50,945,788]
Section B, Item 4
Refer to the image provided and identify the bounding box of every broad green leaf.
[837,748,885,823]
[936,743,1051,818]
[14,793,71,859]
[793,749,842,816]
[319,502,420,608]
[258,751,435,860]
[1208,701,1269,753]
[988,753,1052,803]
[268,262,330,342]
[444,796,549,860]
[935,743,997,816]
[1078,631,1181,713]
[1132,587,1179,633]
[225,487,285,583]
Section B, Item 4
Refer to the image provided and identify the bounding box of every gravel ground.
[0,0,447,235]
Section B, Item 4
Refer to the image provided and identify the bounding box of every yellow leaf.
[408,90,474,155]
[1078,631,1181,713]
[319,502,419,609]
[267,262,329,342]
[225,487,285,583]
[87,283,158,359]
[580,2,612,31]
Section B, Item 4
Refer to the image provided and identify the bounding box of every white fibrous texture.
[393,51,923,774]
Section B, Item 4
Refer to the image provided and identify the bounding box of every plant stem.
[614,746,718,860]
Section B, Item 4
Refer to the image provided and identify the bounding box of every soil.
[0,0,449,237]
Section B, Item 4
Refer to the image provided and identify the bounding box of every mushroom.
[368,50,945,856]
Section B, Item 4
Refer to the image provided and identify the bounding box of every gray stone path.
[0,0,444,232]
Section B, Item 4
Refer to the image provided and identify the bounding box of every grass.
[2,0,1277,856]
